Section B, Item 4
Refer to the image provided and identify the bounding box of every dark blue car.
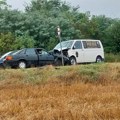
[0,48,70,69]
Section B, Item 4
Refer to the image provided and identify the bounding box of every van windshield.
[54,41,73,50]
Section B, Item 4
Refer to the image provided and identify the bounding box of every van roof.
[66,39,100,42]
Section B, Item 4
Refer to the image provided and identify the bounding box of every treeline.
[0,0,120,54]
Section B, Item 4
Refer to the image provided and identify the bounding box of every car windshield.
[0,51,12,59]
[54,41,73,50]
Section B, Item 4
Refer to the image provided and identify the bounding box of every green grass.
[0,63,120,86]
[105,53,120,62]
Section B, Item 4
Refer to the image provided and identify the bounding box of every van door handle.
[76,52,78,57]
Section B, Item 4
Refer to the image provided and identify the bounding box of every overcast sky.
[7,0,120,18]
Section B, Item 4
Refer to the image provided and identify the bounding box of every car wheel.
[70,57,76,65]
[96,56,102,63]
[55,59,62,66]
[18,61,27,69]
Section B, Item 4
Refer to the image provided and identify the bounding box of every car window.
[37,50,48,55]
[41,50,48,55]
[12,49,25,55]
[26,49,36,54]
[36,49,42,54]
[73,41,82,49]
[36,49,48,55]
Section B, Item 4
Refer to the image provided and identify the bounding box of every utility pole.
[57,26,64,66]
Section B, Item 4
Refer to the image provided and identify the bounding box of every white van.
[54,39,104,65]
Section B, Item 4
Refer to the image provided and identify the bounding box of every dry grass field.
[0,63,120,120]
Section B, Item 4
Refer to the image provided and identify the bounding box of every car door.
[45,52,54,65]
[72,41,84,63]
[36,49,54,66]
[25,48,38,66]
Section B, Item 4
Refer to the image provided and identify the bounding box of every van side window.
[96,41,101,48]
[73,41,82,49]
[83,41,87,48]
[83,41,101,48]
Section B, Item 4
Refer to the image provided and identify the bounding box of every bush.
[13,33,35,50]
[0,32,15,54]
[105,53,120,62]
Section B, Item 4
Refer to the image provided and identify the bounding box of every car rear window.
[12,49,25,55]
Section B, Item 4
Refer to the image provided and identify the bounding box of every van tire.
[70,57,76,65]
[96,56,102,63]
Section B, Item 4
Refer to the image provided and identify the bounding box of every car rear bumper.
[3,60,18,68]
[0,62,6,68]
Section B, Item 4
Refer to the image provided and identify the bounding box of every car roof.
[63,39,100,42]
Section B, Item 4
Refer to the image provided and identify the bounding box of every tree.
[105,20,120,53]
[0,0,10,10]
[13,33,35,50]
[0,32,15,54]
[0,0,120,53]
[24,0,84,49]
[0,9,27,34]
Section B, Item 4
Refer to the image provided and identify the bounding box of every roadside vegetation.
[105,53,120,62]
[0,63,120,119]
[0,0,120,55]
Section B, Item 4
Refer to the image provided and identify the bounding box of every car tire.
[96,56,102,63]
[18,61,27,69]
[70,57,76,65]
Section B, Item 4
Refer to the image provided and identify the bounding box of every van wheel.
[96,56,102,63]
[70,57,76,65]
[18,61,27,69]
